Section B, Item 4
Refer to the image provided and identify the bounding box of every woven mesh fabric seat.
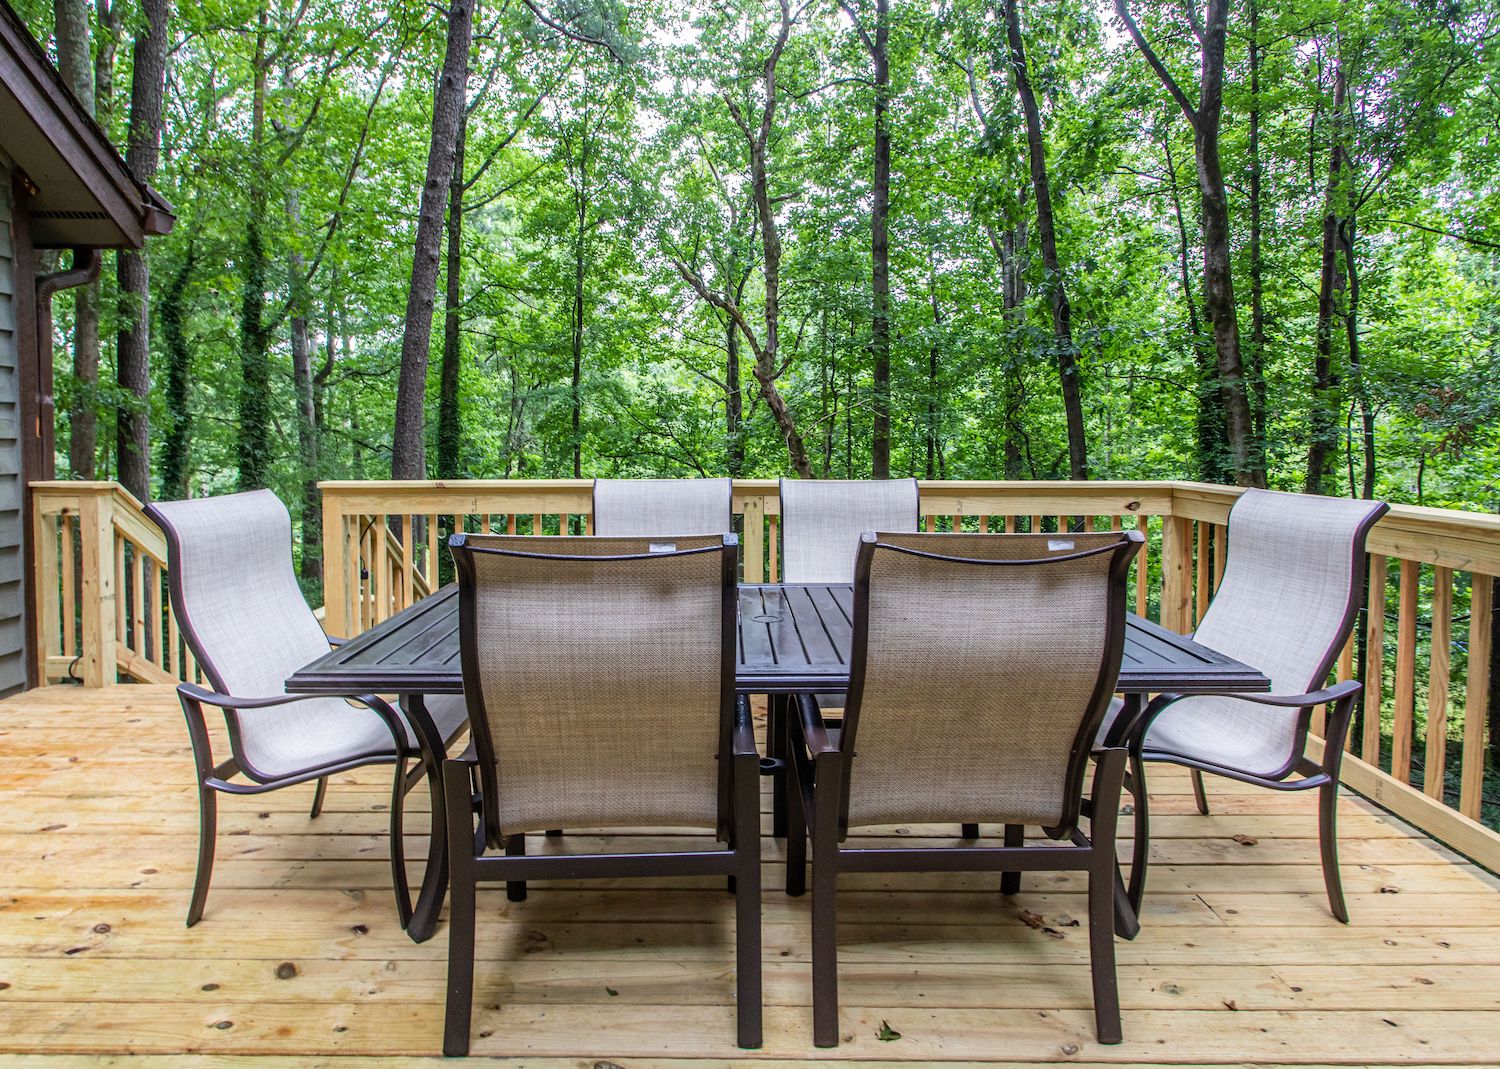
[1102,488,1387,929]
[147,490,468,930]
[443,533,761,1053]
[592,478,733,537]
[778,478,919,584]
[786,530,1143,1047]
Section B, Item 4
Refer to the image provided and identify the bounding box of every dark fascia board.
[0,2,173,248]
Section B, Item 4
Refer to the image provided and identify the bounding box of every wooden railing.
[31,482,203,688]
[26,477,1500,870]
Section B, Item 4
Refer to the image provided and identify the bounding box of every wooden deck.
[2,685,1499,1067]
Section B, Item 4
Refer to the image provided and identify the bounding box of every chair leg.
[1319,779,1348,923]
[186,782,217,927]
[388,758,413,929]
[786,760,807,897]
[999,824,1023,895]
[1125,752,1151,920]
[810,833,840,1048]
[733,756,764,1049]
[1190,768,1210,815]
[443,762,478,1057]
[505,834,527,902]
[1089,853,1123,1043]
[309,776,328,818]
[961,822,980,839]
[770,695,789,838]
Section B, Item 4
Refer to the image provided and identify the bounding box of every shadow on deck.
[1,684,1498,1066]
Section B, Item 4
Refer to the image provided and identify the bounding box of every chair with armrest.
[787,529,1143,1046]
[146,490,469,929]
[443,532,761,1054]
[1101,488,1388,929]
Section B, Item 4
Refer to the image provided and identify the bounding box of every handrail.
[26,477,1500,872]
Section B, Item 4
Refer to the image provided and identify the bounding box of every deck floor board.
[0,684,1496,1066]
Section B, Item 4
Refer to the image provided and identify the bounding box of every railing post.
[77,489,117,687]
[1160,513,1193,633]
[742,493,765,584]
[322,491,346,640]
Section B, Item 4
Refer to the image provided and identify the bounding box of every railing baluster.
[131,545,146,654]
[1194,521,1211,627]
[1363,554,1387,764]
[1135,515,1149,618]
[149,556,164,670]
[61,514,76,659]
[767,516,779,584]
[1391,559,1420,781]
[1461,575,1492,820]
[1424,566,1453,800]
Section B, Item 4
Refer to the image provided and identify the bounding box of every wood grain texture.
[0,684,1498,1065]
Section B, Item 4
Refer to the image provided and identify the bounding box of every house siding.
[0,172,26,696]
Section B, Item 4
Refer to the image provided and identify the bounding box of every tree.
[1003,0,1086,480]
[1116,0,1263,488]
[115,0,169,502]
[392,0,475,479]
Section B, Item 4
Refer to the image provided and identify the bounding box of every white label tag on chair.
[1048,539,1075,552]
[648,542,677,554]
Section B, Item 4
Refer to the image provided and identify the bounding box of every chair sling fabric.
[592,477,733,538]
[443,533,761,1053]
[846,532,1133,830]
[787,530,1142,1047]
[1138,489,1388,778]
[778,478,919,584]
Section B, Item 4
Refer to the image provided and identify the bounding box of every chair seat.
[1096,694,1298,781]
[243,692,470,781]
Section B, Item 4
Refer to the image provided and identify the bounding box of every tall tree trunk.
[925,257,942,479]
[114,0,168,501]
[236,9,271,491]
[436,108,466,481]
[1164,132,1222,481]
[288,188,320,581]
[725,274,745,478]
[1117,0,1262,487]
[56,0,102,478]
[1005,0,1087,480]
[1341,217,1375,499]
[1307,34,1348,495]
[1247,0,1268,469]
[853,0,892,478]
[159,248,192,500]
[569,123,589,480]
[391,0,474,480]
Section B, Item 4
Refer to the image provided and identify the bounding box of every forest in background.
[15,0,1500,546]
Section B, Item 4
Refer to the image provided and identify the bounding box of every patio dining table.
[287,582,1270,943]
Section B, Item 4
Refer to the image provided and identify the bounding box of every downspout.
[26,246,100,688]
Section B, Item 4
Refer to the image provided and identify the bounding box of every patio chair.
[146,490,470,929]
[1102,488,1388,926]
[592,477,733,536]
[786,530,1143,1047]
[778,477,919,584]
[443,532,761,1054]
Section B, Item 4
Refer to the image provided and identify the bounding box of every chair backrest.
[779,478,919,584]
[839,531,1142,836]
[148,490,340,780]
[592,478,733,537]
[451,533,738,841]
[148,490,329,698]
[1185,489,1389,770]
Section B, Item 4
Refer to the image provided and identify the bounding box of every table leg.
[1107,693,1144,940]
[769,694,788,839]
[400,693,450,944]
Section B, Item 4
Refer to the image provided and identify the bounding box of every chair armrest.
[794,692,839,756]
[1216,680,1363,708]
[732,695,760,758]
[177,680,399,722]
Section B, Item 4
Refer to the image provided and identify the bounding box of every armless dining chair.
[147,490,470,930]
[787,530,1143,1046]
[1102,488,1388,927]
